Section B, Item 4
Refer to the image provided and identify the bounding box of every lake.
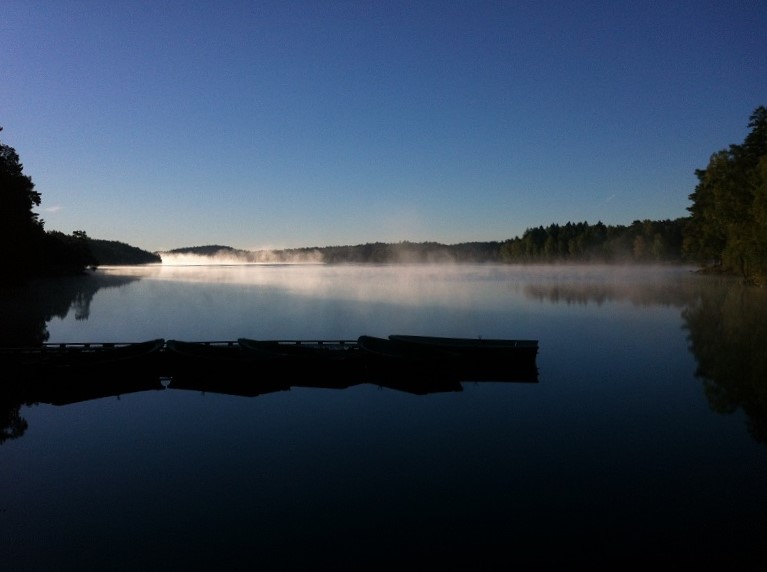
[1,263,766,569]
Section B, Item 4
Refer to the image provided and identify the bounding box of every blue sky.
[2,1,765,252]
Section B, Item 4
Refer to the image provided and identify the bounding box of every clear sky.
[2,1,766,253]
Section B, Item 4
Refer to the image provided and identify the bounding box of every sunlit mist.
[159,250,324,266]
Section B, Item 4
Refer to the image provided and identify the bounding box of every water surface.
[2,264,765,568]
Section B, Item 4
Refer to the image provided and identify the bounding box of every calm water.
[2,263,766,568]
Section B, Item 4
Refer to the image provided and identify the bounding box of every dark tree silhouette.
[0,127,46,280]
[1,128,96,281]
[683,106,767,284]
[499,219,687,263]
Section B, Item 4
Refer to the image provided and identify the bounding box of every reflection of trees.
[1,272,142,442]
[0,398,28,443]
[0,284,49,346]
[523,270,701,308]
[525,271,767,445]
[0,272,140,346]
[682,280,767,444]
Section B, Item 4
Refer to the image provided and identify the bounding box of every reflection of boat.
[369,373,464,395]
[33,373,166,406]
[168,374,291,398]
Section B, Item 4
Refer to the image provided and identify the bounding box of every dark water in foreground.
[1,264,766,569]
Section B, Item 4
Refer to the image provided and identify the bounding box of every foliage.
[167,245,235,256]
[42,230,98,273]
[165,241,504,264]
[499,219,687,263]
[318,241,502,264]
[1,128,97,281]
[87,238,161,265]
[0,400,28,444]
[166,230,690,265]
[682,278,767,444]
[683,106,767,284]
[0,127,46,279]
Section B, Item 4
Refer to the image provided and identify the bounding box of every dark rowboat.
[358,334,539,382]
[163,339,279,375]
[357,334,468,370]
[1,339,167,403]
[359,335,539,360]
[387,335,538,357]
[165,339,260,361]
[164,339,364,390]
[237,338,359,359]
[237,338,364,388]
[162,339,291,394]
[1,338,166,374]
[357,335,456,360]
[356,335,465,391]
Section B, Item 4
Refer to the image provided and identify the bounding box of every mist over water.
[48,264,536,341]
[53,263,698,343]
[158,250,325,266]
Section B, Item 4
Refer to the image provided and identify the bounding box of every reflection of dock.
[168,373,291,398]
[1,337,539,404]
[34,373,166,406]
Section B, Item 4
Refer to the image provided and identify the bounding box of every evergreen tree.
[683,106,767,283]
[1,128,95,281]
[0,127,46,279]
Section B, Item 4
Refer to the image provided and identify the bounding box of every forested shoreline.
[683,106,767,284]
[2,105,765,283]
[164,217,687,265]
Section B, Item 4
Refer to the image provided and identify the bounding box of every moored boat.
[359,334,539,360]
[358,334,539,383]
[357,335,457,360]
[164,339,365,388]
[1,338,166,374]
[237,338,360,359]
[165,339,258,361]
[162,339,274,379]
[2,335,539,389]
[238,338,365,388]
[387,334,538,357]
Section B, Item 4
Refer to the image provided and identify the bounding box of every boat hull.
[359,335,539,382]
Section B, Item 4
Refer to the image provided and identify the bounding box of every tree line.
[1,127,159,284]
[499,218,686,263]
[279,240,505,264]
[1,129,95,283]
[165,241,504,264]
[683,106,767,284]
[170,225,687,265]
